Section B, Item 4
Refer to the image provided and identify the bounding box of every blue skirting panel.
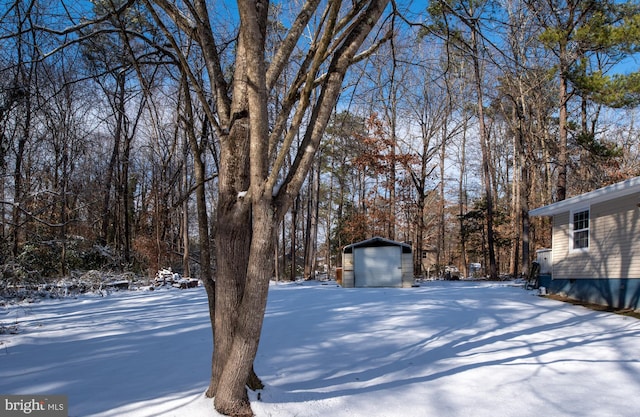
[538,274,640,310]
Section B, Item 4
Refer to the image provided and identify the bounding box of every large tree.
[524,0,640,201]
[143,1,392,415]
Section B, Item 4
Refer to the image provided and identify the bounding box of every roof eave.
[528,176,640,217]
[343,236,411,250]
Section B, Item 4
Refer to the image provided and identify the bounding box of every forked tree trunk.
[208,123,252,399]
[214,197,275,416]
[175,1,391,415]
[208,3,268,414]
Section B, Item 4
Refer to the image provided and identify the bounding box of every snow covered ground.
[2,280,640,417]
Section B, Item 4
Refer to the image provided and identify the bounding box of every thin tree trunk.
[122,133,132,264]
[304,162,320,280]
[12,110,29,258]
[388,99,397,241]
[181,77,216,396]
[274,233,280,282]
[510,110,520,278]
[303,180,313,280]
[471,25,498,280]
[557,64,569,201]
[458,121,468,278]
[415,190,425,277]
[11,58,32,258]
[439,121,447,267]
[101,72,125,245]
[182,135,191,278]
[290,195,299,281]
[521,167,531,277]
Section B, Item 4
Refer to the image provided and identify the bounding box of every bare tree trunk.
[510,115,520,278]
[389,131,397,241]
[415,188,425,276]
[182,134,191,278]
[557,64,569,201]
[439,121,447,267]
[387,97,397,241]
[470,25,498,280]
[304,162,320,280]
[458,121,468,278]
[11,107,29,258]
[303,182,313,280]
[11,19,33,258]
[122,131,133,264]
[520,165,531,277]
[274,238,280,282]
[59,123,70,277]
[180,76,217,395]
[290,195,299,281]
[101,72,125,246]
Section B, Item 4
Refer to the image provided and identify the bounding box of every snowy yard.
[2,280,640,417]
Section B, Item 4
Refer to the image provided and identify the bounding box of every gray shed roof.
[343,236,412,254]
[529,176,640,217]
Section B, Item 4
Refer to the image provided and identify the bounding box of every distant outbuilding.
[341,237,414,288]
[529,176,640,309]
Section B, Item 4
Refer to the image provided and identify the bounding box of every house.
[529,176,640,309]
[420,245,438,279]
[341,237,414,288]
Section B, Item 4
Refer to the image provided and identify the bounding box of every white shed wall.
[340,238,414,288]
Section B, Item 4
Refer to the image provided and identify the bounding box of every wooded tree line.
[3,0,637,284]
[1,1,639,414]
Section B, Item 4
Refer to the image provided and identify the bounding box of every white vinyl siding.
[553,193,640,279]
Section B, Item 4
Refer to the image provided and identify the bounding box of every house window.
[571,208,589,250]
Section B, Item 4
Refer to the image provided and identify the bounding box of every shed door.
[354,246,402,287]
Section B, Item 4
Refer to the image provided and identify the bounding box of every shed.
[529,176,640,309]
[342,237,414,288]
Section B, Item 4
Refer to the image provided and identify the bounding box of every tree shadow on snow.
[256,282,640,405]
[0,288,212,416]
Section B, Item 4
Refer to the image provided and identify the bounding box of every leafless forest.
[2,1,639,286]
